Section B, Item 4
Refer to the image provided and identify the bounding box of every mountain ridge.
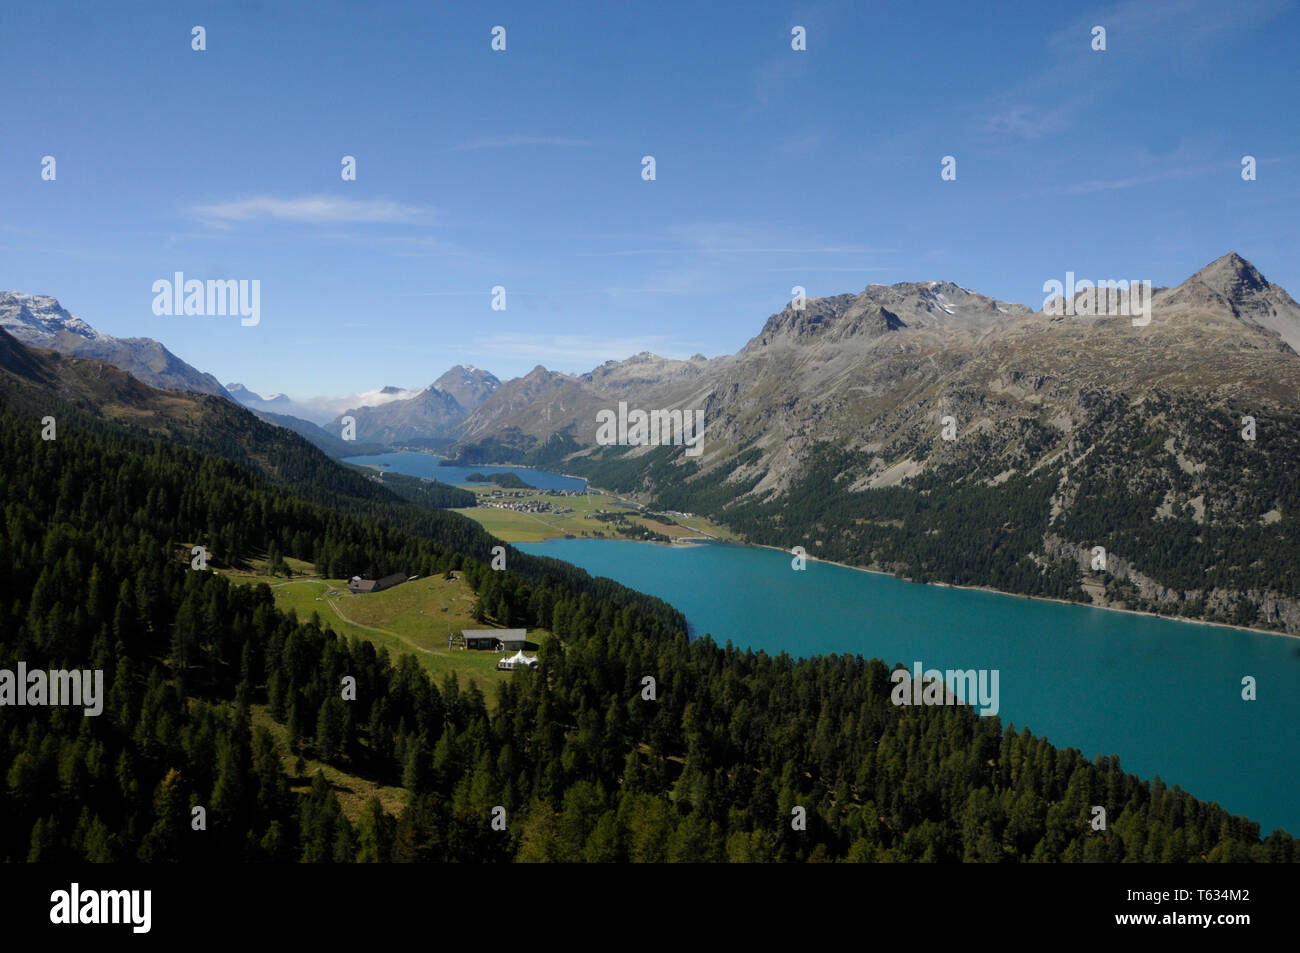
[0,290,235,401]
[448,253,1300,459]
[443,253,1300,634]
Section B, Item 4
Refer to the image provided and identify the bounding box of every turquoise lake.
[343,451,587,492]
[517,537,1300,837]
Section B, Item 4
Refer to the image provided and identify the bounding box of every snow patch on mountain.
[0,292,102,343]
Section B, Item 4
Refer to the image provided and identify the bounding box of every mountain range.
[0,291,234,401]
[5,252,1297,632]
[224,382,439,426]
[12,254,1297,468]
[440,253,1299,463]
[0,289,505,451]
[439,252,1300,633]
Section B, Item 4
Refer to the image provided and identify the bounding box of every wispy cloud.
[747,10,829,114]
[578,222,888,258]
[450,134,594,151]
[193,195,432,225]
[1051,148,1262,195]
[969,0,1290,151]
[566,223,895,300]
[979,105,1063,142]
[1061,164,1210,195]
[314,232,471,259]
[1045,0,1290,60]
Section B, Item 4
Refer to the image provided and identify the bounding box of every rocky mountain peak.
[1,290,231,400]
[749,293,903,348]
[1186,251,1269,299]
[0,291,101,343]
[1161,253,1300,351]
[430,365,501,411]
[747,276,1033,351]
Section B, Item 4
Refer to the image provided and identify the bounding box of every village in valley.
[449,478,736,546]
[474,486,583,517]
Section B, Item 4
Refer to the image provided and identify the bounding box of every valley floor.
[451,483,741,544]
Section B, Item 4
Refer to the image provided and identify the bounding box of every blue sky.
[2,0,1297,397]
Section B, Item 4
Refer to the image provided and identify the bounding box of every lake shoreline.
[527,502,1299,642]
[740,541,1300,643]
[388,459,1294,643]
[396,447,593,487]
[346,450,589,492]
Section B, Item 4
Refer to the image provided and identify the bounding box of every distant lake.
[342,451,587,492]
[517,536,1300,837]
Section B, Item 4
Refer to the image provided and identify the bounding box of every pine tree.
[137,768,188,862]
[355,797,394,863]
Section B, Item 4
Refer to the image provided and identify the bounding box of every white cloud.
[193,195,431,225]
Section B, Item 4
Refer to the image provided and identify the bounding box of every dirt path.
[321,595,434,651]
[283,580,441,656]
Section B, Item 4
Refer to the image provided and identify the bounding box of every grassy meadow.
[222,555,546,699]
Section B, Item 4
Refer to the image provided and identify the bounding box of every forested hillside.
[0,409,1293,862]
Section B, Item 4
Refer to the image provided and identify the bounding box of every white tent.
[497,650,539,671]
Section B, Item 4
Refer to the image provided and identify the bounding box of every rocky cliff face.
[1042,533,1300,633]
